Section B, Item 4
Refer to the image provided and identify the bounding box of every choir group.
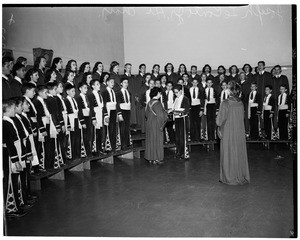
[2,55,292,218]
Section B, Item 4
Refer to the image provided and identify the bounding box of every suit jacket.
[272,75,290,100]
[32,98,48,134]
[10,77,23,98]
[102,88,121,117]
[188,73,201,83]
[64,96,85,126]
[204,86,220,110]
[174,95,190,116]
[166,72,178,84]
[45,95,62,130]
[189,86,205,111]
[3,119,20,163]
[278,93,291,113]
[92,72,102,82]
[87,91,107,122]
[2,76,12,100]
[263,94,275,114]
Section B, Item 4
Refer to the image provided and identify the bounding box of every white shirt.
[205,87,216,104]
[173,94,184,111]
[14,76,22,84]
[24,95,37,114]
[37,96,50,117]
[166,90,174,109]
[201,81,206,88]
[80,93,89,108]
[93,90,102,107]
[220,89,229,102]
[263,94,272,105]
[2,74,8,80]
[145,89,151,104]
[248,90,257,103]
[278,93,287,106]
[121,88,130,103]
[106,87,116,103]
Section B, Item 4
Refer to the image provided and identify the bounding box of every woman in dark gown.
[216,81,250,185]
[145,87,169,164]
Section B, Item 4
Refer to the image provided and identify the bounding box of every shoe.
[25,198,36,205]
[18,203,33,210]
[6,210,27,218]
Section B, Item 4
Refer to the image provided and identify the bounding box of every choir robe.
[189,86,205,141]
[2,75,12,100]
[272,74,290,99]
[140,86,151,133]
[254,71,272,99]
[65,96,85,159]
[204,86,220,141]
[92,71,102,82]
[145,99,168,161]
[88,90,107,153]
[134,73,146,127]
[110,72,121,93]
[205,73,215,82]
[228,74,239,83]
[247,90,262,140]
[151,73,160,81]
[277,93,291,140]
[76,93,92,155]
[3,117,22,212]
[36,69,45,86]
[102,87,122,151]
[262,94,275,140]
[75,72,84,86]
[245,72,255,84]
[10,76,23,98]
[188,73,201,84]
[240,80,251,134]
[116,88,132,149]
[122,73,137,125]
[216,97,250,185]
[54,69,63,83]
[166,72,178,84]
[173,95,190,159]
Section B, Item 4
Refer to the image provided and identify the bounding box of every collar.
[107,86,112,91]
[14,76,22,84]
[37,96,45,102]
[80,93,86,98]
[96,70,102,75]
[276,74,282,78]
[67,80,74,85]
[2,74,8,80]
[48,93,53,97]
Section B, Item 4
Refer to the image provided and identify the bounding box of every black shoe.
[18,204,33,210]
[25,198,36,205]
[6,210,27,218]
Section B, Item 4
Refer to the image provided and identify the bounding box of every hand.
[269,114,273,118]
[15,161,22,171]
[42,132,47,137]
[57,128,61,133]
[92,120,97,127]
[105,117,110,124]
[82,124,87,129]
[33,132,37,137]
[199,111,203,117]
[216,111,219,116]
[286,113,290,118]
[62,126,66,132]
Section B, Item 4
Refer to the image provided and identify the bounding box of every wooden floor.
[6,143,295,237]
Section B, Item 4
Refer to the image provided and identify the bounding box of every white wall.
[123,5,292,73]
[3,7,125,71]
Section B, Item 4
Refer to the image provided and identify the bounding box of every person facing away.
[216,80,250,185]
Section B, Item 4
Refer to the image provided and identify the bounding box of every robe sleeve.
[216,100,229,127]
[152,101,168,126]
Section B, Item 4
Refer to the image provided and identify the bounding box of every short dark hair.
[64,83,75,92]
[109,61,119,73]
[12,62,25,76]
[78,81,88,90]
[265,85,273,90]
[166,81,173,86]
[22,82,36,95]
[150,87,162,99]
[46,81,58,91]
[10,96,24,106]
[2,56,14,67]
[16,56,27,64]
[251,82,257,86]
[191,65,197,70]
[274,65,281,70]
[63,71,74,83]
[24,68,39,83]
[36,85,48,94]
[145,73,152,79]
[159,74,166,81]
[258,61,266,66]
[139,64,146,70]
[182,73,189,78]
[280,84,287,89]
[90,79,100,88]
[173,84,182,92]
[121,77,129,83]
[3,99,16,113]
[221,80,227,85]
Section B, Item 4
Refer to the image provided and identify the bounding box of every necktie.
[264,96,267,103]
[207,88,211,102]
[72,98,78,110]
[125,90,129,103]
[280,94,283,105]
[85,95,89,107]
[223,91,226,100]
[193,87,196,99]
[111,90,115,102]
[250,92,254,100]
[167,91,169,100]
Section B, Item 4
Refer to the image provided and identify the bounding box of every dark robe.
[10,77,23,98]
[110,72,121,93]
[254,71,272,100]
[36,69,45,86]
[145,99,168,161]
[2,76,12,100]
[54,69,63,83]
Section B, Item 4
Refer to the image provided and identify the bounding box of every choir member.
[151,64,160,81]
[77,62,91,85]
[277,84,291,140]
[177,78,191,104]
[145,87,169,164]
[11,62,25,98]
[165,81,175,144]
[254,60,272,99]
[63,71,79,97]
[34,56,46,86]
[248,82,262,140]
[214,65,228,87]
[117,78,132,150]
[92,62,104,81]
[189,78,205,142]
[2,56,14,100]
[164,63,177,84]
[182,73,192,88]
[239,72,251,137]
[51,57,63,82]
[177,63,188,80]
[109,61,121,93]
[24,68,39,86]
[3,99,27,218]
[44,68,57,84]
[99,72,110,95]
[242,63,254,84]
[76,81,92,156]
[64,83,85,160]
[88,79,106,155]
[262,85,275,140]
[228,65,239,82]
[65,59,78,84]
[102,78,123,152]
[154,79,168,110]
[188,65,201,83]
[202,64,214,81]
[140,74,153,133]
[204,79,220,141]
[135,64,146,129]
[172,84,190,160]
[220,81,229,103]
[216,81,250,185]
[160,74,167,91]
[16,56,27,68]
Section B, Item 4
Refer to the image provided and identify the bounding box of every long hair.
[177,63,187,74]
[65,59,77,73]
[79,62,90,73]
[92,61,103,74]
[51,57,62,70]
[34,56,46,70]
[109,61,119,73]
[227,80,241,101]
